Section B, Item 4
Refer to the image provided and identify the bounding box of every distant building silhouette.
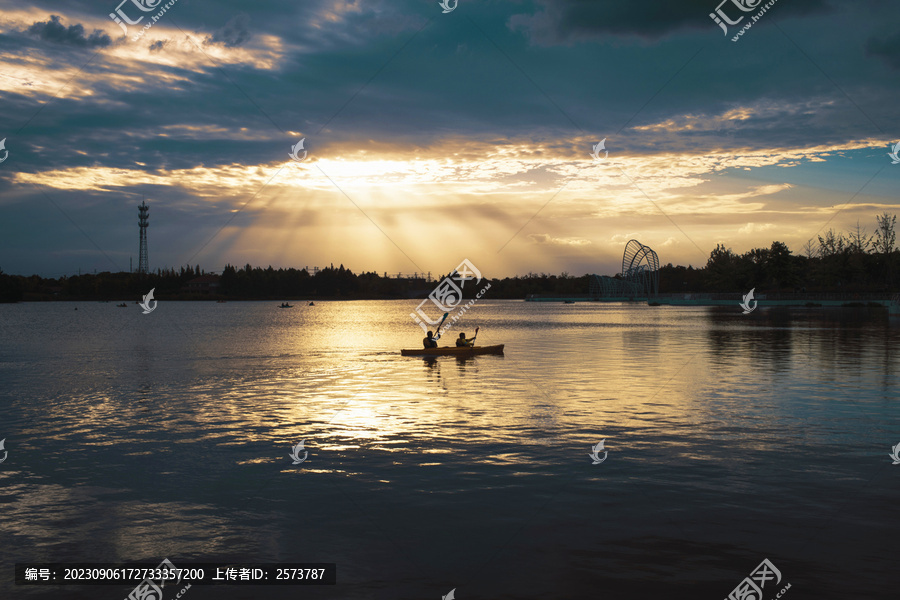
[184,274,221,295]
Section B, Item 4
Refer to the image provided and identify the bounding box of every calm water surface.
[1,300,898,599]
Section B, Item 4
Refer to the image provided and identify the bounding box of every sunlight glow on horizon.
[5,120,897,276]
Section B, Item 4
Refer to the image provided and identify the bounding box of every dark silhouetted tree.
[874,213,896,256]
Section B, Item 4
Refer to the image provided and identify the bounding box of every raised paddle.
[472,326,479,346]
[434,312,450,340]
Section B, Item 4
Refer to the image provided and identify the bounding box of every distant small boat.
[401,344,504,357]
[308,302,315,306]
[563,300,575,304]
[279,303,293,308]
[117,303,128,307]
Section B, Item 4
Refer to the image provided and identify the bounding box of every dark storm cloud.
[6,0,897,167]
[2,0,893,177]
[507,0,832,44]
[26,15,112,48]
[865,33,900,69]
[207,13,252,48]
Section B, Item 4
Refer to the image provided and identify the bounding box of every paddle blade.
[435,312,449,339]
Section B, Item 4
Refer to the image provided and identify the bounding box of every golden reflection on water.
[2,300,898,567]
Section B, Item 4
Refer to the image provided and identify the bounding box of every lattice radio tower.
[138,200,149,274]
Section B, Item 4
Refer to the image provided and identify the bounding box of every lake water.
[1,300,898,599]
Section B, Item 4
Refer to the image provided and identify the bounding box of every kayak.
[400,344,504,357]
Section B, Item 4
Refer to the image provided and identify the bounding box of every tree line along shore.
[1,213,896,303]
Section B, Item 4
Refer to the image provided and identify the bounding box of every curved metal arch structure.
[621,240,659,296]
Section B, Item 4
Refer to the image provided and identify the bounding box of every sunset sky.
[1,0,899,278]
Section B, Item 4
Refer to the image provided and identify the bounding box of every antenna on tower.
[138,199,149,275]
